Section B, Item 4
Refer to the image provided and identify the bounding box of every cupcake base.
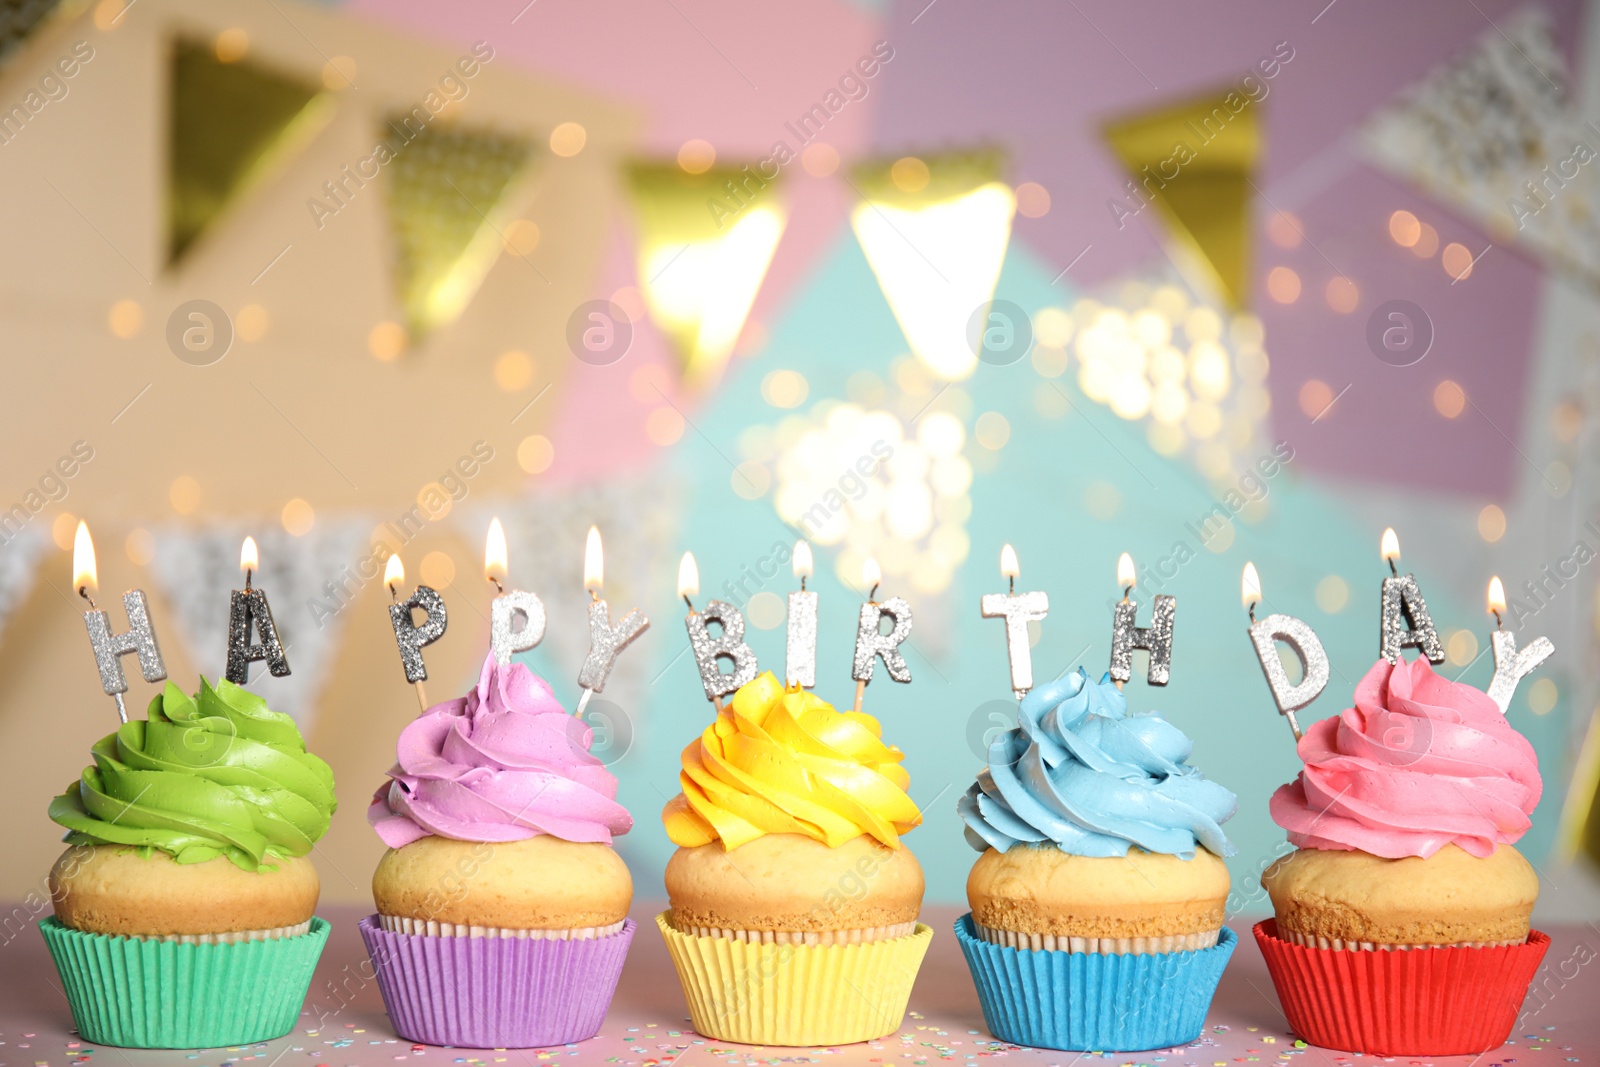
[39,915,330,1049]
[1254,919,1550,1055]
[656,912,932,1045]
[359,915,634,1048]
[956,913,1235,1052]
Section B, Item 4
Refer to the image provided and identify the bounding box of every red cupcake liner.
[1253,919,1549,1056]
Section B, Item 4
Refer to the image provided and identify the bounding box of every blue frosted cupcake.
[955,669,1237,1052]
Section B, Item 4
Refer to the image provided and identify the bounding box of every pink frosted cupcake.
[360,654,634,1048]
[1257,657,1549,1055]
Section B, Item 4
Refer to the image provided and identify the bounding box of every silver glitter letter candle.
[687,599,759,700]
[491,590,547,666]
[225,588,291,684]
[1108,595,1176,685]
[786,588,818,688]
[981,591,1047,699]
[84,590,168,697]
[1248,613,1330,720]
[389,585,448,683]
[1379,574,1444,664]
[577,600,648,694]
[852,596,914,684]
[1487,629,1554,713]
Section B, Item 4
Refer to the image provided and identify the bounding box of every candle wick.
[489,576,504,596]
[1122,585,1132,602]
[1493,609,1503,630]
[1008,576,1014,595]
[589,588,600,603]
[245,569,253,591]
[1388,559,1398,577]
[800,576,807,592]
[1248,604,1256,623]
[869,583,879,601]
[388,583,398,602]
[683,594,696,613]
[78,586,97,610]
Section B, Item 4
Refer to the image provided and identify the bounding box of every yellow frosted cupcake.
[658,671,932,1044]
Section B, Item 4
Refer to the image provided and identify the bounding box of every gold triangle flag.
[1103,89,1261,309]
[383,120,538,340]
[167,39,328,264]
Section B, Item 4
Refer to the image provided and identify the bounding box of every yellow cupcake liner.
[656,912,932,1046]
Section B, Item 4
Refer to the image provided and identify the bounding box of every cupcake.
[42,678,336,1049]
[360,653,635,1048]
[1256,656,1550,1056]
[955,668,1238,1052]
[658,671,932,1045]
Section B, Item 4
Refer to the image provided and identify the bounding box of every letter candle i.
[74,521,167,723]
[786,540,817,689]
[851,557,913,713]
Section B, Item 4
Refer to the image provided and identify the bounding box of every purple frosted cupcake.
[360,654,635,1048]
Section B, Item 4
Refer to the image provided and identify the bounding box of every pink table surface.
[3,904,1596,1067]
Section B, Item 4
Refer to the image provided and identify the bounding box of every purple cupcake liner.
[359,915,634,1048]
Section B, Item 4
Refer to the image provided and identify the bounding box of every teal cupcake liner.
[955,914,1235,1052]
[39,916,330,1049]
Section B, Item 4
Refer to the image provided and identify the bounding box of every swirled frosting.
[49,678,337,871]
[662,671,922,851]
[959,668,1236,859]
[369,654,631,848]
[1270,656,1541,859]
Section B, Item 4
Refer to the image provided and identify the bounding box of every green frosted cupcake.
[41,678,336,1048]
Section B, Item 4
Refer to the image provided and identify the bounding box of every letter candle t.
[980,544,1048,700]
[74,521,167,723]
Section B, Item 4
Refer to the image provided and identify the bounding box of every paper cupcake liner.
[378,914,625,940]
[1279,927,1522,951]
[676,920,917,945]
[359,914,633,1048]
[1254,919,1550,1055]
[956,913,1235,1052]
[655,911,932,1046]
[973,920,1219,955]
[39,915,330,1049]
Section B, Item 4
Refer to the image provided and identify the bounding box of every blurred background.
[2,0,1599,921]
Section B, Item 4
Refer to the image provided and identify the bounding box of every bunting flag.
[144,521,368,731]
[627,162,786,390]
[383,119,538,339]
[167,38,329,263]
[1360,9,1600,293]
[849,149,1013,382]
[1102,89,1260,310]
[0,525,50,641]
[0,0,72,67]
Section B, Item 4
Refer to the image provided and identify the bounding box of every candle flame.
[239,536,258,575]
[1488,576,1506,616]
[1242,561,1262,611]
[677,552,699,599]
[385,553,404,591]
[1000,543,1019,580]
[1380,527,1400,564]
[863,557,881,589]
[584,526,603,593]
[72,520,97,595]
[484,517,508,585]
[1116,551,1136,590]
[793,540,813,580]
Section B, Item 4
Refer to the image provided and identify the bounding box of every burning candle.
[485,517,546,666]
[851,557,913,713]
[225,536,290,685]
[386,553,445,711]
[1241,561,1328,742]
[74,521,166,723]
[1377,527,1444,665]
[575,525,648,715]
[785,540,818,689]
[1108,552,1175,687]
[1484,575,1553,713]
[980,543,1048,700]
[679,550,757,708]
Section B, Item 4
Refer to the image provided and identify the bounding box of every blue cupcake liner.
[955,913,1235,1052]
